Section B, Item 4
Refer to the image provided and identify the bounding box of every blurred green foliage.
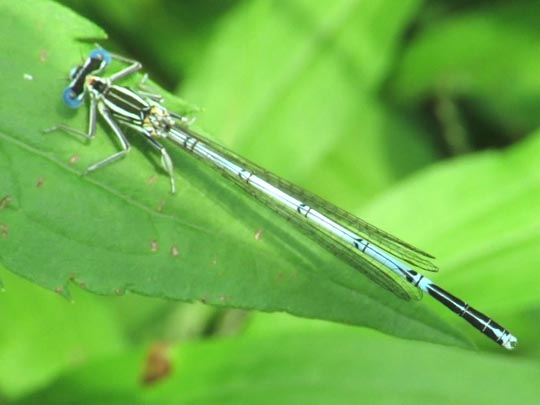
[0,0,539,403]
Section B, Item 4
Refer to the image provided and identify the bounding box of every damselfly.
[46,48,518,350]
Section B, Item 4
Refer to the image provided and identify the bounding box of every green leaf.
[389,2,540,136]
[0,267,125,400]
[182,0,437,208]
[0,0,467,350]
[17,323,540,404]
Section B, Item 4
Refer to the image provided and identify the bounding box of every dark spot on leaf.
[156,199,166,212]
[36,176,45,188]
[0,224,8,238]
[141,343,172,386]
[39,49,47,62]
[0,196,11,209]
[147,175,158,186]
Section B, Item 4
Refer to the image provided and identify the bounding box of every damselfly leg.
[137,74,164,102]
[144,136,176,193]
[83,102,132,175]
[106,52,142,82]
[43,100,97,141]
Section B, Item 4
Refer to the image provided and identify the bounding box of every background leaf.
[0,266,125,398]
[388,1,540,147]
[17,321,540,405]
[181,0,437,208]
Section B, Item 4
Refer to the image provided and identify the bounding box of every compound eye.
[88,48,112,67]
[62,87,83,109]
[69,66,82,80]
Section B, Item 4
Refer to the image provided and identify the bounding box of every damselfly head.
[65,47,112,97]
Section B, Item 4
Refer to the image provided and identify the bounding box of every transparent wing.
[170,125,431,301]
[177,125,437,271]
[265,174,437,272]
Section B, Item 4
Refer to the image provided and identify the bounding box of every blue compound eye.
[63,87,83,109]
[88,48,112,67]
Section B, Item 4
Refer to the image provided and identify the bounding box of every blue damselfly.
[46,48,518,350]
